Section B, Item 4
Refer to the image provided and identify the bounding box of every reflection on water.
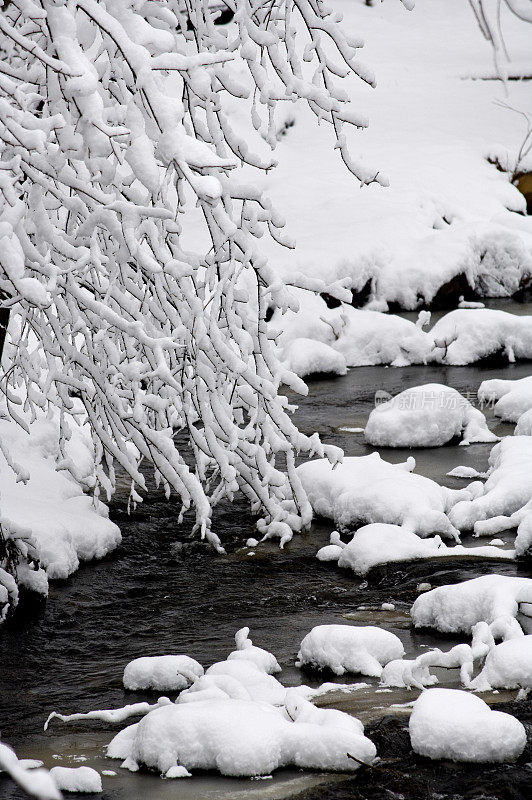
[1,319,531,799]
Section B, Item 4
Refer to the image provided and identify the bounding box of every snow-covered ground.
[276,0,532,300]
[0,403,121,620]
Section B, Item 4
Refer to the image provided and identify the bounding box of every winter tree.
[0,0,412,598]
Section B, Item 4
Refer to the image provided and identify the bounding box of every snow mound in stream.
[448,437,532,554]
[280,337,347,378]
[478,375,532,422]
[227,627,282,674]
[411,574,532,639]
[365,384,497,447]
[409,689,526,763]
[469,635,532,691]
[296,624,405,677]
[318,524,513,576]
[429,309,532,365]
[50,766,102,793]
[297,453,479,540]
[123,655,204,692]
[107,697,376,777]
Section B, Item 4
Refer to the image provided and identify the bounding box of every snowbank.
[364,384,497,447]
[254,0,532,332]
[429,309,532,365]
[296,453,477,539]
[123,655,204,692]
[319,524,513,576]
[470,635,532,691]
[0,409,120,599]
[203,659,287,705]
[411,574,532,639]
[409,689,526,762]
[296,624,404,677]
[449,437,532,539]
[478,375,532,422]
[107,697,376,777]
[50,766,102,793]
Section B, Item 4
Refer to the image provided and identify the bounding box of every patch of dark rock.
[351,278,373,308]
[321,292,343,309]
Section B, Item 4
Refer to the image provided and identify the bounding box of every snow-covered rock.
[280,337,347,378]
[106,698,376,777]
[478,375,532,422]
[50,766,102,793]
[122,655,204,692]
[411,575,532,639]
[470,636,532,691]
[227,628,281,674]
[380,658,437,691]
[409,688,526,762]
[429,309,532,365]
[296,624,405,677]
[449,437,532,538]
[515,408,532,436]
[325,524,513,576]
[205,660,287,705]
[365,384,497,447]
[297,453,478,540]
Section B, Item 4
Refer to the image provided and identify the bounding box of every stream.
[1,301,532,799]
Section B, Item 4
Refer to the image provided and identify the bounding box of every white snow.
[320,524,513,577]
[449,437,532,553]
[0,742,61,800]
[0,405,120,592]
[478,375,532,422]
[429,309,532,365]
[227,627,281,674]
[280,338,347,379]
[296,624,405,677]
[297,453,478,540]
[409,688,526,762]
[122,655,204,692]
[107,697,376,777]
[470,635,532,691]
[256,0,532,343]
[50,766,102,793]
[411,574,532,639]
[364,384,497,448]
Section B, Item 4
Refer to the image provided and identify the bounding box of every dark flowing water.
[1,353,532,799]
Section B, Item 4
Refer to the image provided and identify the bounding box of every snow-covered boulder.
[380,658,437,690]
[281,338,347,378]
[274,291,430,368]
[365,384,497,447]
[429,309,532,366]
[326,524,512,576]
[297,453,478,540]
[122,655,204,692]
[205,660,287,705]
[227,627,281,674]
[478,375,532,423]
[50,766,102,793]
[470,636,532,691]
[449,437,532,535]
[409,688,526,762]
[515,408,532,436]
[411,574,532,639]
[296,624,405,677]
[106,698,377,777]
